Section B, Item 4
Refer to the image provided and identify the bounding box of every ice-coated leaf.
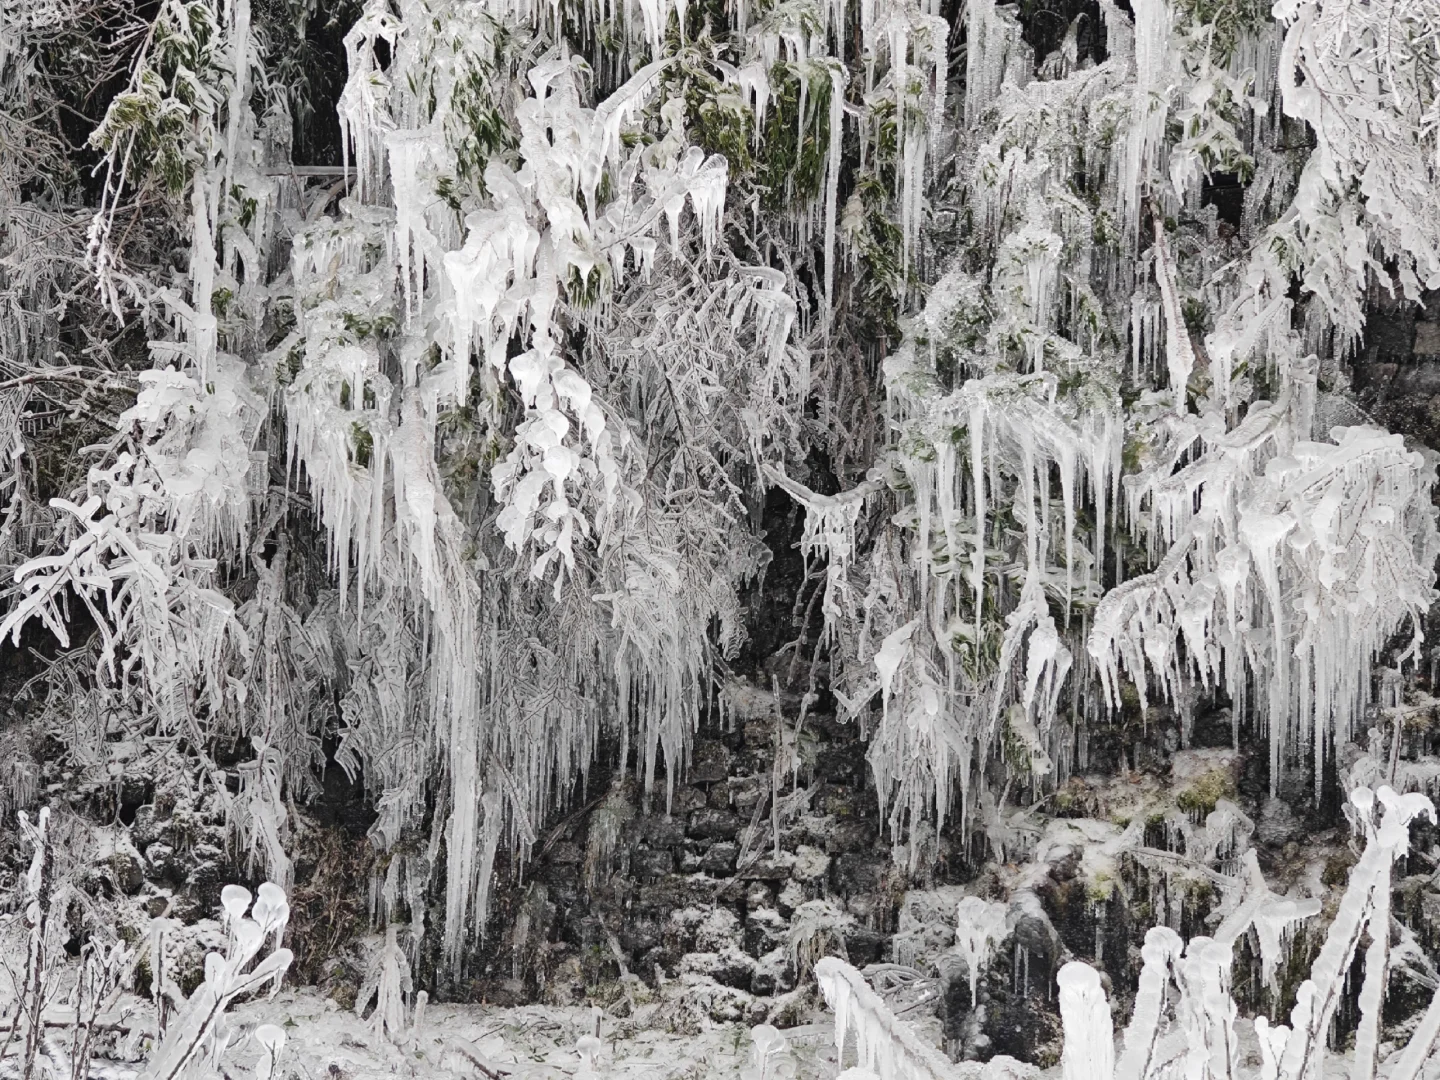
[221,884,252,924]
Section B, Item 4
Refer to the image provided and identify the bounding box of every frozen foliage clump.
[144,883,292,1080]
[1093,416,1440,798]
[785,0,1440,848]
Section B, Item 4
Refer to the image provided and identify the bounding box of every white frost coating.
[121,362,261,555]
[817,0,946,274]
[1056,962,1113,1080]
[189,181,219,385]
[856,793,1440,1080]
[141,884,292,1080]
[287,0,974,972]
[288,208,490,970]
[744,1024,794,1080]
[952,896,1007,1007]
[252,1024,285,1080]
[284,234,393,608]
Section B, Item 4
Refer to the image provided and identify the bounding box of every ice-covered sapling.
[354,925,412,1045]
[140,883,292,1080]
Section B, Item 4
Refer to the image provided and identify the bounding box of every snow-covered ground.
[141,989,1361,1080]
[242,993,776,1080]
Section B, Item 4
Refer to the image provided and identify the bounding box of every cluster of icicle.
[784,0,1135,840]
[282,0,962,970]
[1093,398,1440,799]
[816,787,1440,1080]
[788,0,1440,847]
[294,0,742,970]
[48,0,1439,986]
[1065,786,1440,1080]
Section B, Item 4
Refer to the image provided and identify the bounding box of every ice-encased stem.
[814,956,958,1080]
[1058,962,1113,1080]
[1277,787,1434,1080]
[1116,926,1181,1080]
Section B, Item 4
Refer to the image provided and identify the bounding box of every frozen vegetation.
[1,0,1440,1070]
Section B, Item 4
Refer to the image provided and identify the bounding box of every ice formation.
[267,0,991,965]
[790,0,1440,844]
[815,956,960,1080]
[1057,962,1113,1080]
[952,896,1008,1008]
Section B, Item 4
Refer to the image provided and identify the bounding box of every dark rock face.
[439,696,1014,1040]
[1353,289,1440,445]
[832,852,889,894]
[745,907,789,956]
[687,807,742,841]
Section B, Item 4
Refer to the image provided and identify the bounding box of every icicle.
[337,5,400,203]
[964,0,998,124]
[220,0,252,202]
[1119,0,1173,246]
[953,896,1007,1007]
[763,466,881,640]
[900,126,924,273]
[970,398,986,643]
[1251,896,1319,996]
[387,129,440,322]
[1151,206,1195,407]
[823,62,845,327]
[190,180,219,384]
